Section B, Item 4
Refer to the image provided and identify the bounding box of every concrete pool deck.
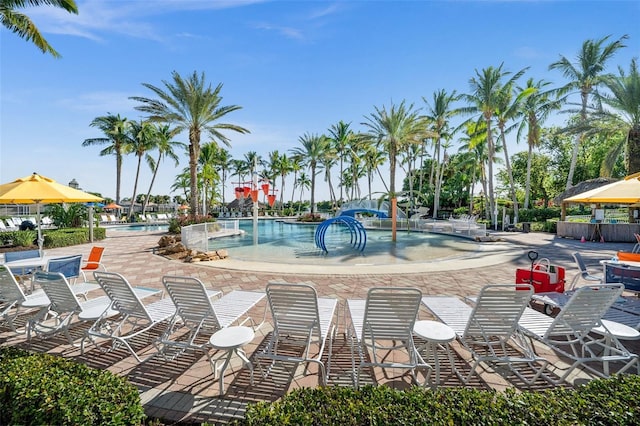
[1,228,638,424]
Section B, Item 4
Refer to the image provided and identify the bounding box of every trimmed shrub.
[0,347,145,425]
[43,227,106,248]
[242,376,640,425]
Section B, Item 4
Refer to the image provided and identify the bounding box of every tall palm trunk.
[498,128,519,223]
[116,152,123,205]
[189,128,201,216]
[433,138,442,219]
[129,155,143,220]
[628,128,640,174]
[566,91,589,189]
[143,155,161,214]
[310,164,317,214]
[524,142,533,209]
[291,169,298,205]
[485,118,497,228]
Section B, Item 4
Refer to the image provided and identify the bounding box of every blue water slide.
[314,216,367,254]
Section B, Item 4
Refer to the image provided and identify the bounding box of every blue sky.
[1,0,639,203]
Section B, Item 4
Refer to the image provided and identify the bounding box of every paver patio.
[1,227,637,424]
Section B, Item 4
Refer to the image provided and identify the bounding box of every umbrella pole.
[36,202,43,257]
[89,205,94,243]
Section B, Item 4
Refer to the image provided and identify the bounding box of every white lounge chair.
[518,283,638,383]
[26,271,114,345]
[422,284,550,386]
[347,287,428,387]
[0,265,49,332]
[256,282,337,385]
[155,275,265,363]
[84,271,176,362]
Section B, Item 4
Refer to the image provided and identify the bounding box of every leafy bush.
[1,227,106,249]
[45,204,88,228]
[43,228,106,248]
[516,208,561,223]
[242,376,640,425]
[12,230,37,247]
[0,347,145,425]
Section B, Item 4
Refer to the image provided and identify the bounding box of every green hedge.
[242,376,640,425]
[0,227,106,249]
[0,347,145,425]
[43,227,106,248]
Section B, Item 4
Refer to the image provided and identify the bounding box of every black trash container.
[522,222,530,233]
[19,220,36,231]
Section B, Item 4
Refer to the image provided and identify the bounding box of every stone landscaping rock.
[156,237,229,263]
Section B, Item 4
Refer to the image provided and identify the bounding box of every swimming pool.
[208,219,481,266]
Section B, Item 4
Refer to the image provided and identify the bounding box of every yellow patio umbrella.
[564,172,640,204]
[0,172,103,253]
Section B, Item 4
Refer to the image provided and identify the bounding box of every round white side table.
[413,320,456,386]
[592,319,640,376]
[209,326,255,394]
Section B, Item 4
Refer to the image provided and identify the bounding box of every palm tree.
[244,151,262,180]
[494,75,530,223]
[320,141,338,208]
[289,156,302,206]
[142,125,183,214]
[462,64,523,228]
[595,58,640,175]
[549,34,629,189]
[362,143,388,199]
[327,121,354,206]
[423,89,462,219]
[199,143,221,214]
[276,153,292,208]
[212,147,232,207]
[296,172,311,213]
[171,169,191,202]
[126,120,156,220]
[1,0,78,58]
[516,78,564,208]
[131,71,249,216]
[82,113,130,205]
[290,133,330,215]
[362,100,425,241]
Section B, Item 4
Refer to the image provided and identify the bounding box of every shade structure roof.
[0,173,103,204]
[103,202,122,209]
[563,172,640,204]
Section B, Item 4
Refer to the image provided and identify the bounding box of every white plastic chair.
[256,282,337,385]
[155,275,265,363]
[26,271,113,345]
[0,265,49,332]
[84,271,176,362]
[519,283,638,382]
[422,284,550,386]
[569,252,603,289]
[347,287,428,387]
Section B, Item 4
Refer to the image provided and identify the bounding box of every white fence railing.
[181,220,240,252]
[566,213,629,224]
[359,218,487,239]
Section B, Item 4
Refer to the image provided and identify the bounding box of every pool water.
[208,219,480,266]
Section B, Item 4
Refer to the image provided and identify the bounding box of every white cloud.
[56,91,139,114]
